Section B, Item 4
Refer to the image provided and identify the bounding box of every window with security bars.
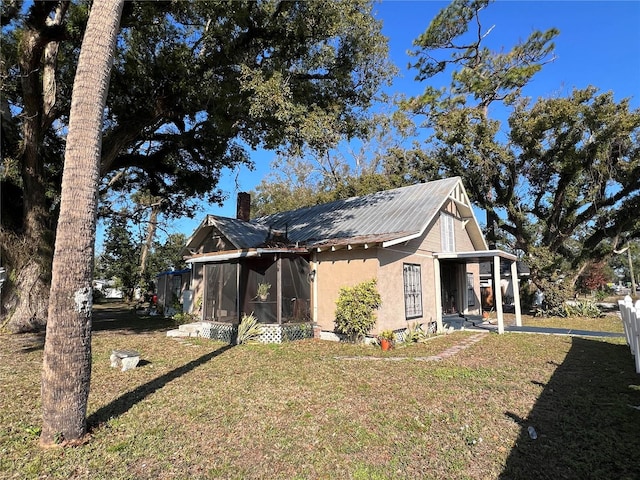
[403,263,423,319]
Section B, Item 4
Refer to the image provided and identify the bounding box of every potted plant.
[256,281,271,301]
[378,329,396,351]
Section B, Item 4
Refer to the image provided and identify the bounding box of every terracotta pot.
[380,338,392,351]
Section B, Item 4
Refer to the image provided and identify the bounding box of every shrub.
[402,321,429,343]
[236,312,263,345]
[172,311,198,325]
[564,301,602,318]
[334,279,382,343]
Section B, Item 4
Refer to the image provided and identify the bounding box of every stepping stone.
[110,349,140,371]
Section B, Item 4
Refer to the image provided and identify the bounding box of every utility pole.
[615,237,637,298]
[628,240,637,298]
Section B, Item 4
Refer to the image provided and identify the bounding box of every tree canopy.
[1,0,393,330]
[404,0,640,302]
[251,0,640,305]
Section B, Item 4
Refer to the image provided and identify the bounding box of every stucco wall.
[377,245,437,334]
[315,248,379,331]
[314,200,485,335]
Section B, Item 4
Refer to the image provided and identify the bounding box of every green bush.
[236,312,263,345]
[537,300,602,319]
[172,311,198,325]
[564,301,602,318]
[402,321,429,343]
[334,279,382,343]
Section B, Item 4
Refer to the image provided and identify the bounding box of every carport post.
[493,255,504,334]
[510,260,522,326]
[434,258,444,333]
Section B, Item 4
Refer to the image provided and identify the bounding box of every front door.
[441,263,461,315]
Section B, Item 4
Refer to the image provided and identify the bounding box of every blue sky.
[98,0,640,249]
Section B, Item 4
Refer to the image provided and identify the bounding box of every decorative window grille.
[441,213,455,252]
[403,263,423,319]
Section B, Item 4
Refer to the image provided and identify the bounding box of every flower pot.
[380,338,392,351]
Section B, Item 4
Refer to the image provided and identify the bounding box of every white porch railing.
[618,296,640,374]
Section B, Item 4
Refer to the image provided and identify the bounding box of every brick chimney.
[236,192,251,221]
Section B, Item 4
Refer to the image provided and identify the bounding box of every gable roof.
[185,177,488,253]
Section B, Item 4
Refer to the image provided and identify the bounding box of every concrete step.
[166,329,190,338]
[167,322,211,338]
[178,322,206,334]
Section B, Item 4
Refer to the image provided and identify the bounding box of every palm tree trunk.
[40,0,124,446]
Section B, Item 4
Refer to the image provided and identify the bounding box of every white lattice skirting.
[200,322,313,344]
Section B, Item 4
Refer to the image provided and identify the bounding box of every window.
[440,213,455,252]
[403,263,423,319]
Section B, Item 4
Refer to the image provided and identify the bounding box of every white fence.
[619,296,640,374]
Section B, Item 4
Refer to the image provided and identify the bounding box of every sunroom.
[186,248,313,343]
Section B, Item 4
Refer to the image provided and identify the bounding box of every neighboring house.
[183,177,522,340]
[92,278,124,299]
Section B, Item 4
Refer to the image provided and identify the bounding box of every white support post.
[311,254,318,327]
[510,260,522,327]
[493,255,504,334]
[434,258,444,333]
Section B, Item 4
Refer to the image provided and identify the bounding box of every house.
[183,177,522,341]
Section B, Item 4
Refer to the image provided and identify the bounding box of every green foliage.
[146,233,188,278]
[538,300,602,319]
[402,321,430,343]
[96,215,140,300]
[334,279,381,343]
[236,312,264,345]
[3,0,393,218]
[255,282,271,299]
[565,301,602,318]
[404,0,640,297]
[172,312,199,326]
[378,329,396,341]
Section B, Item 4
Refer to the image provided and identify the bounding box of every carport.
[434,249,523,334]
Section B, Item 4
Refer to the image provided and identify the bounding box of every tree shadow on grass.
[87,344,233,431]
[92,302,176,334]
[500,337,640,479]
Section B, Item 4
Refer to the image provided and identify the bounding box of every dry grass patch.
[1,309,639,479]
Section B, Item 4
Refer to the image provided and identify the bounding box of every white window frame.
[403,263,423,319]
[441,213,456,252]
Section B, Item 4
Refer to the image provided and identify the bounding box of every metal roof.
[207,215,270,249]
[252,177,463,245]
[186,177,487,252]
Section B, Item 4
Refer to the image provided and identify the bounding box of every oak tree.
[1,0,392,331]
[405,0,640,303]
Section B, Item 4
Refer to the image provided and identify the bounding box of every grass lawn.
[1,303,639,479]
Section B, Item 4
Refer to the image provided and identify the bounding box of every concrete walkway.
[473,324,625,338]
[335,333,488,362]
[443,314,625,338]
